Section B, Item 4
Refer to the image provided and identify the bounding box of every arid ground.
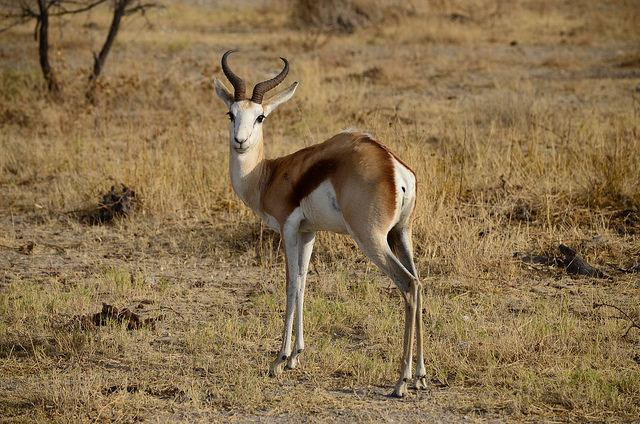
[1,0,639,422]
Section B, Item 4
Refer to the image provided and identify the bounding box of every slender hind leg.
[413,286,426,389]
[348,227,419,397]
[389,227,427,390]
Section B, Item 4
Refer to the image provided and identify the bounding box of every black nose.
[234,137,245,145]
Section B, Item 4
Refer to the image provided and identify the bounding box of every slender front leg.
[269,215,303,377]
[287,231,316,370]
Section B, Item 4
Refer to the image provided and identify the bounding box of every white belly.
[299,180,347,233]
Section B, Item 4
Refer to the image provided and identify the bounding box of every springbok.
[214,50,425,397]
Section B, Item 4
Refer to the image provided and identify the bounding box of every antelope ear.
[262,82,298,116]
[214,78,234,108]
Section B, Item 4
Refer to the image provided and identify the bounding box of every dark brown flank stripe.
[289,159,339,206]
[261,132,410,226]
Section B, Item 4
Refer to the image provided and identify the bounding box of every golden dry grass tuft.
[1,0,639,422]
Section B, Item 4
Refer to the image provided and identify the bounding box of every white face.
[227,100,266,154]
[214,77,298,154]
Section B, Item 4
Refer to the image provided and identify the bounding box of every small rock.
[457,342,470,352]
[157,333,172,342]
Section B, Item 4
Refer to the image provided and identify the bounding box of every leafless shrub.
[80,184,140,225]
[73,303,159,330]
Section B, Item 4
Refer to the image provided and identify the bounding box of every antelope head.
[214,50,298,154]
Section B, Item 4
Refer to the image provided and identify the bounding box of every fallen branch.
[558,244,607,279]
[142,305,183,318]
[514,244,608,279]
[513,252,558,267]
[607,259,640,274]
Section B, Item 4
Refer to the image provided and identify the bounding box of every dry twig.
[593,302,640,338]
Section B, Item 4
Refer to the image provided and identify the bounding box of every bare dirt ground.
[1,0,640,422]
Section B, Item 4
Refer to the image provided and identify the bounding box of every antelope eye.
[226,112,234,121]
[256,115,266,124]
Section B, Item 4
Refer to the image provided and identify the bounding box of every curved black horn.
[221,50,246,102]
[251,57,289,104]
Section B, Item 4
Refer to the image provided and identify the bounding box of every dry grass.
[290,0,415,33]
[1,0,640,422]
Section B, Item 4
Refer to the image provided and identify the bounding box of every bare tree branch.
[49,0,107,16]
[0,18,28,33]
[1,0,161,94]
[90,0,129,82]
[36,0,59,92]
[594,302,640,338]
[0,0,37,32]
[90,0,159,82]
[123,1,157,16]
[1,1,107,21]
